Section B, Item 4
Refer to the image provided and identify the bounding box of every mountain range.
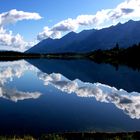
[26,20,140,53]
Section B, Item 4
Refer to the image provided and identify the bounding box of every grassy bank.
[1,132,140,140]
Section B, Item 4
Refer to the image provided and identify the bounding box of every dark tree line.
[89,43,140,70]
[1,43,140,70]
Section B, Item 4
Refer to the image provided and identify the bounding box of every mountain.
[26,20,140,53]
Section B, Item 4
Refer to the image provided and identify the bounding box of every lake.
[0,59,140,136]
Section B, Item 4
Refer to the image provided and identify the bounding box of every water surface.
[0,59,140,136]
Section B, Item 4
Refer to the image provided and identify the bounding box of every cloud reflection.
[0,60,35,84]
[0,60,41,102]
[38,72,140,119]
[0,87,41,102]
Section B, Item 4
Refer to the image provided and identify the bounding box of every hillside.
[26,20,140,53]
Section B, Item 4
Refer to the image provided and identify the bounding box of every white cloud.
[0,9,42,51]
[0,9,42,27]
[76,9,110,27]
[37,18,79,41]
[0,28,38,51]
[0,27,28,51]
[38,0,140,40]
[1,0,140,49]
[52,18,78,32]
[38,72,140,119]
[37,26,61,41]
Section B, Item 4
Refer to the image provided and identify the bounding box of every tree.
[112,43,119,51]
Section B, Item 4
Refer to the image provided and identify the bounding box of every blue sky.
[0,0,139,51]
[0,0,123,40]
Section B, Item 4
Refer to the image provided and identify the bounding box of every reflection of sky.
[0,87,41,102]
[38,72,140,119]
[0,60,32,84]
[0,60,41,102]
[1,60,140,120]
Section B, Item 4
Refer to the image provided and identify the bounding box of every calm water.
[0,59,140,136]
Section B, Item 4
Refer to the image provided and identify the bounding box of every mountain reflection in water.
[0,59,140,135]
[38,72,140,119]
[0,59,140,120]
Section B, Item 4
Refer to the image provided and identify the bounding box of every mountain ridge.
[26,20,140,53]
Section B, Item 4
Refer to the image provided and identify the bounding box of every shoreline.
[0,131,140,140]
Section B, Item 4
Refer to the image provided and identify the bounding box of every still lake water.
[0,59,140,135]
